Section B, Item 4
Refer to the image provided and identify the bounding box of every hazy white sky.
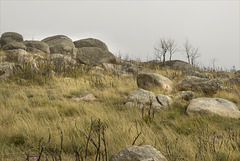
[0,0,239,70]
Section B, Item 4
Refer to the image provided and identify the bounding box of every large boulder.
[42,35,75,56]
[187,97,240,119]
[2,42,26,51]
[110,145,168,161]
[74,38,108,51]
[137,73,174,93]
[0,32,23,46]
[228,77,240,86]
[156,94,173,107]
[125,88,162,110]
[161,60,193,71]
[23,40,50,55]
[177,76,222,95]
[76,47,115,65]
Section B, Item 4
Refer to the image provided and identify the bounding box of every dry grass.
[0,64,240,161]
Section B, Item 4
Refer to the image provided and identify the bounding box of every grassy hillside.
[0,63,240,161]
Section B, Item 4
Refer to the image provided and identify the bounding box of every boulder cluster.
[125,71,240,119]
[0,32,151,80]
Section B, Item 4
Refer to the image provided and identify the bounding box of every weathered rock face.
[156,94,173,107]
[229,77,240,86]
[177,76,222,95]
[50,54,76,66]
[125,88,162,110]
[120,63,147,75]
[2,42,26,51]
[110,145,168,161]
[174,91,195,101]
[42,35,75,56]
[137,73,174,93]
[215,72,230,79]
[6,49,33,63]
[76,47,115,65]
[0,32,23,46]
[74,38,108,51]
[187,97,240,119]
[0,62,16,80]
[162,60,193,71]
[23,40,50,55]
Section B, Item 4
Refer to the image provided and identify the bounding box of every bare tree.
[183,39,200,66]
[154,38,168,63]
[167,38,179,61]
[183,39,192,64]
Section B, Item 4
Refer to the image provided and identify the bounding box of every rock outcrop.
[177,76,222,95]
[76,47,115,65]
[162,60,193,71]
[137,73,174,93]
[187,97,240,119]
[23,40,50,55]
[2,42,26,51]
[110,145,168,161]
[42,35,75,56]
[228,77,240,86]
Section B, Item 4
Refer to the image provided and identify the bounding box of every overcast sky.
[0,0,239,70]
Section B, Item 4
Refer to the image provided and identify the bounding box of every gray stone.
[23,40,50,55]
[0,62,16,80]
[137,73,174,93]
[2,42,26,51]
[42,35,75,56]
[74,38,109,51]
[76,47,115,65]
[0,32,23,46]
[121,63,148,75]
[6,49,33,63]
[228,77,240,85]
[50,54,76,66]
[125,88,162,110]
[161,60,194,71]
[156,94,173,107]
[177,76,222,95]
[187,97,240,119]
[110,145,168,161]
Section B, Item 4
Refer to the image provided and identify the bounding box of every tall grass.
[0,62,240,160]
